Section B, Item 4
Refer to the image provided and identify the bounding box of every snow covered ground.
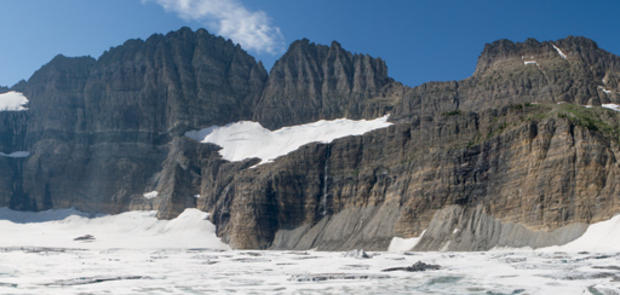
[388,231,424,253]
[602,103,620,112]
[0,91,29,111]
[543,214,620,253]
[0,246,618,294]
[0,208,619,294]
[0,208,228,249]
[185,115,392,165]
[552,44,568,59]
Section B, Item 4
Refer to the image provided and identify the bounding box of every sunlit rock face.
[199,37,620,250]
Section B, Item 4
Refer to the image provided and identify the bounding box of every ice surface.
[0,207,229,249]
[185,115,392,165]
[142,190,159,199]
[552,44,568,59]
[0,151,30,158]
[0,209,619,293]
[0,248,617,294]
[0,91,29,111]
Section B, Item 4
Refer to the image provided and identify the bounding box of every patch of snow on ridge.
[388,231,425,252]
[0,207,229,249]
[186,115,392,165]
[602,104,620,112]
[552,44,567,59]
[0,151,30,158]
[0,91,29,111]
[143,191,159,199]
[597,85,613,95]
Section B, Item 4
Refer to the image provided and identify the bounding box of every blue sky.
[1,0,619,88]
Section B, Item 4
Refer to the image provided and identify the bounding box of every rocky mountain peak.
[252,38,391,129]
[555,36,599,53]
[474,36,612,75]
[330,40,343,49]
[0,27,269,213]
[28,55,96,84]
[466,36,620,107]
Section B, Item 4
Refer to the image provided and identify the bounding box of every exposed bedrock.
[393,37,620,122]
[200,104,620,250]
[413,205,588,251]
[1,27,267,213]
[252,39,395,130]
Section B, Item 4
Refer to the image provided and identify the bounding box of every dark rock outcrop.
[1,27,267,214]
[382,261,441,272]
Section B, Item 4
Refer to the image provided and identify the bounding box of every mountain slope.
[1,27,267,214]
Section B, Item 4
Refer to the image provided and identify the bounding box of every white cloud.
[145,0,285,54]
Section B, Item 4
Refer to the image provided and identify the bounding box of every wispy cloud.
[145,0,285,54]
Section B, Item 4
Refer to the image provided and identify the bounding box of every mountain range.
[0,27,618,251]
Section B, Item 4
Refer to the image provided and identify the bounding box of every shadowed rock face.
[0,27,267,213]
[1,28,619,251]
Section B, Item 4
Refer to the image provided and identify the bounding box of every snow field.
[185,115,392,165]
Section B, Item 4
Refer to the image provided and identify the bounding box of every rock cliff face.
[1,28,619,251]
[197,36,620,250]
[1,27,267,213]
[252,39,395,129]
[200,104,620,249]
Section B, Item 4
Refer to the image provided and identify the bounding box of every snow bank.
[602,103,620,112]
[0,208,229,249]
[0,151,30,158]
[387,231,425,252]
[543,214,620,252]
[186,115,392,165]
[0,91,29,111]
[552,44,567,59]
[143,190,159,199]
